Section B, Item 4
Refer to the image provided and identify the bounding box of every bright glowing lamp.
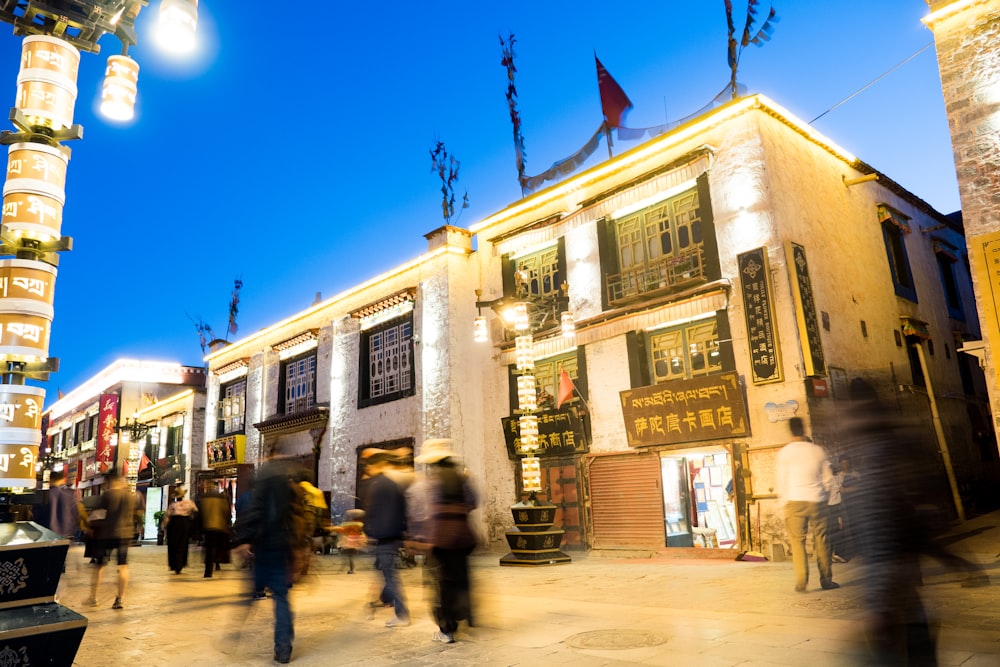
[515,335,534,370]
[99,55,139,121]
[156,0,199,55]
[513,303,529,331]
[473,315,488,343]
[517,375,537,412]
[521,456,542,493]
[519,415,539,450]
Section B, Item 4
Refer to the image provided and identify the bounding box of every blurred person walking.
[197,484,232,578]
[87,470,136,609]
[413,439,478,644]
[47,469,79,602]
[361,450,411,627]
[330,509,366,574]
[232,451,307,664]
[776,416,838,592]
[845,378,988,666]
[165,486,197,574]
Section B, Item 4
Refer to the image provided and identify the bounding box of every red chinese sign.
[96,392,118,473]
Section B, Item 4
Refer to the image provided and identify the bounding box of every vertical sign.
[786,242,825,376]
[738,247,782,383]
[974,230,1000,432]
[96,392,118,473]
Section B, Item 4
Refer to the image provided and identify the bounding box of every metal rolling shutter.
[589,452,665,548]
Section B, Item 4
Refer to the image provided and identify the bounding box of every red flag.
[556,368,575,409]
[595,56,632,128]
[139,452,151,473]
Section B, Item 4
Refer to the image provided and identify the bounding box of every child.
[331,509,366,574]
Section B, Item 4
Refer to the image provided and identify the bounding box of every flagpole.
[604,121,613,159]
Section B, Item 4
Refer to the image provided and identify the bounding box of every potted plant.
[154,510,166,545]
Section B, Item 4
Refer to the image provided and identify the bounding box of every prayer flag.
[595,56,632,128]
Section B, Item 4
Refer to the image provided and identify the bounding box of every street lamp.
[475,279,574,566]
[0,4,198,663]
[0,0,198,492]
[118,411,152,490]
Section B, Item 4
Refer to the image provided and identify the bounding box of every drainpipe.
[913,342,965,522]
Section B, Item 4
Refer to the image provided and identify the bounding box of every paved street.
[61,510,1000,667]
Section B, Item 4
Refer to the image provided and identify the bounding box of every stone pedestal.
[0,521,87,664]
[500,503,571,566]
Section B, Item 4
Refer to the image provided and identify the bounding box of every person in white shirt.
[776,417,838,592]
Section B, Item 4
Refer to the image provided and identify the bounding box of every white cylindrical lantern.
[517,375,537,412]
[100,54,140,122]
[157,0,199,54]
[515,335,534,370]
[519,414,539,451]
[473,315,488,343]
[561,311,575,337]
[513,303,529,331]
[521,456,542,493]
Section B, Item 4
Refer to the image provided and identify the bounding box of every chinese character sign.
[96,392,118,474]
[738,247,782,384]
[501,408,588,460]
[619,371,749,447]
[786,242,825,377]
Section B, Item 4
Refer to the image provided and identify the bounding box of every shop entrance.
[660,445,738,549]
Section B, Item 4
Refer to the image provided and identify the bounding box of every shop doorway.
[660,446,738,549]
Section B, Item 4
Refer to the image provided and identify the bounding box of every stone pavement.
[62,509,1000,667]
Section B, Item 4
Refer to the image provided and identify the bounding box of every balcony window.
[218,378,246,435]
[281,352,316,415]
[649,319,722,383]
[608,188,705,304]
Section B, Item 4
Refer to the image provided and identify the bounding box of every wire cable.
[809,42,934,124]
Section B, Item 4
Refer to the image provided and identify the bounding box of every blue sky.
[0,1,958,405]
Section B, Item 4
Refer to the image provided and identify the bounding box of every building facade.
[41,359,206,525]
[205,94,990,556]
[924,0,1000,454]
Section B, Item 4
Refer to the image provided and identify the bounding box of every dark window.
[648,318,723,383]
[878,206,917,302]
[359,313,415,408]
[936,252,964,320]
[281,353,316,415]
[165,424,183,458]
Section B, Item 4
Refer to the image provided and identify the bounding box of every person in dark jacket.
[414,439,478,644]
[197,485,232,578]
[361,450,411,627]
[87,470,136,610]
[232,454,307,664]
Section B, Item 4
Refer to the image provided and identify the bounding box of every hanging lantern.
[519,414,539,450]
[513,303,529,331]
[521,456,542,493]
[517,375,537,412]
[515,335,534,370]
[561,311,575,337]
[473,315,488,343]
[99,54,140,122]
[156,0,199,54]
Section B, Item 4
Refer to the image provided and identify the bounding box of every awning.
[900,316,931,340]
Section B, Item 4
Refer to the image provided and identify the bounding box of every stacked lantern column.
[0,35,80,488]
[499,304,572,566]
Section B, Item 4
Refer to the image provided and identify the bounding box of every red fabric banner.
[595,56,632,128]
[556,368,575,409]
[97,393,119,474]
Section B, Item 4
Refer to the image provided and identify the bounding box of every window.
[878,205,917,302]
[513,246,561,300]
[608,188,705,303]
[218,378,246,434]
[935,248,964,320]
[165,424,183,458]
[359,314,414,408]
[531,352,578,409]
[649,319,722,383]
[281,353,316,414]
